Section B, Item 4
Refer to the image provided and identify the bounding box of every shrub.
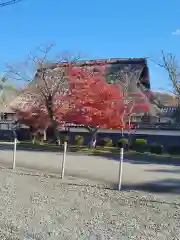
[60,135,69,144]
[64,135,69,142]
[103,138,112,147]
[133,138,147,152]
[117,138,129,148]
[168,145,180,155]
[150,144,164,154]
[75,135,84,146]
[112,141,117,147]
[135,139,147,145]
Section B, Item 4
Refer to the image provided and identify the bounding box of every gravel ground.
[0,167,179,240]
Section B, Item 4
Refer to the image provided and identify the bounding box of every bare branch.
[152,51,180,108]
[6,44,81,103]
[8,44,83,144]
[0,0,23,7]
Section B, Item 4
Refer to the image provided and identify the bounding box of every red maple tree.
[15,64,150,145]
[59,67,124,128]
[17,107,49,131]
[16,105,51,142]
[58,67,149,145]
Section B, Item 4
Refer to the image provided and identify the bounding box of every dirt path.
[0,149,180,194]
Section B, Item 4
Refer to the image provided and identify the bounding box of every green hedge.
[168,145,180,155]
[133,139,147,152]
[150,144,164,154]
[75,135,84,146]
[103,138,112,147]
[117,138,129,148]
[60,135,69,144]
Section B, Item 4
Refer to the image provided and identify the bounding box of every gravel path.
[2,149,180,191]
[0,167,179,240]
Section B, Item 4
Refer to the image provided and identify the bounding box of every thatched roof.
[39,58,150,88]
[11,58,162,117]
[61,58,159,116]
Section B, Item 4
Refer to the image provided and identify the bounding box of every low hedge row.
[71,135,180,155]
[149,144,164,154]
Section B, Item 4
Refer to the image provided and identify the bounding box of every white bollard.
[12,138,17,170]
[118,148,124,191]
[61,141,67,179]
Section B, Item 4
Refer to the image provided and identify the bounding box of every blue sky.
[0,0,180,90]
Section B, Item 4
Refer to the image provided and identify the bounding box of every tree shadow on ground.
[92,152,180,166]
[145,168,180,174]
[121,178,180,195]
[0,143,64,152]
[9,167,180,203]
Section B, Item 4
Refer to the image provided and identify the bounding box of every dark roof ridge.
[37,57,148,71]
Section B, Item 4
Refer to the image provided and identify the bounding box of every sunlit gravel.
[0,167,179,240]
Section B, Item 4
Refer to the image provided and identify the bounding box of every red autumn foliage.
[16,65,150,131]
[58,67,149,129]
[16,106,50,133]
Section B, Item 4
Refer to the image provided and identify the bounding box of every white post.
[12,138,17,170]
[118,147,124,191]
[61,141,67,179]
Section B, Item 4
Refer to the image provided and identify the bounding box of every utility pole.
[0,0,23,7]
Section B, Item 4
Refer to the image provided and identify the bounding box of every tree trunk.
[121,128,124,137]
[127,129,131,150]
[46,98,61,145]
[89,128,98,148]
[49,114,61,145]
[40,134,44,145]
[43,130,47,141]
[32,134,36,144]
[121,114,125,137]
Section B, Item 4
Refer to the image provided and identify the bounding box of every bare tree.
[7,44,79,144]
[111,65,157,150]
[117,67,150,135]
[156,51,180,95]
[0,0,23,7]
[155,51,180,121]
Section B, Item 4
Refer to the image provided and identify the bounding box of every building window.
[0,123,8,130]
[1,113,7,120]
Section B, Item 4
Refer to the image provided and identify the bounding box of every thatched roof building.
[10,58,162,120]
[43,58,161,117]
[39,57,150,87]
